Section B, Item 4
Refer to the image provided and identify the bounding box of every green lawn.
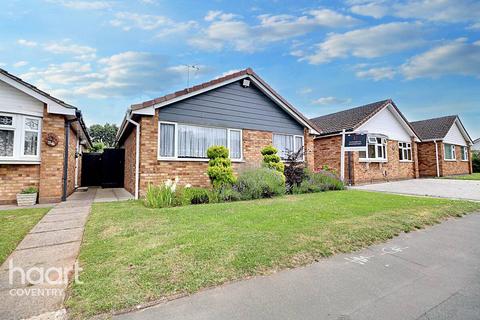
[67,191,480,318]
[442,173,480,180]
[0,207,50,264]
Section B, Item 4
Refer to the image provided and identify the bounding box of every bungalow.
[473,138,480,152]
[310,99,421,185]
[116,68,319,198]
[410,115,473,177]
[0,68,91,204]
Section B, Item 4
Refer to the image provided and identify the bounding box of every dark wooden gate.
[81,149,125,188]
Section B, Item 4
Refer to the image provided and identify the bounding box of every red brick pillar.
[412,139,420,178]
[304,128,315,171]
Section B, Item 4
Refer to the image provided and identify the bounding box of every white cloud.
[349,0,480,24]
[17,39,37,47]
[21,51,210,100]
[189,9,358,53]
[43,39,97,60]
[312,96,351,105]
[46,0,112,10]
[298,87,313,95]
[13,61,29,68]
[356,66,396,80]
[110,12,197,37]
[401,38,480,79]
[304,22,425,64]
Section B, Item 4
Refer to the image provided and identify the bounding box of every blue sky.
[1,0,479,138]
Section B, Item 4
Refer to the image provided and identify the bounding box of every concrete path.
[352,178,480,201]
[94,188,134,203]
[0,188,96,320]
[117,212,480,320]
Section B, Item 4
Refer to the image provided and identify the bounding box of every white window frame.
[272,133,305,162]
[461,146,468,161]
[0,112,41,163]
[157,121,243,162]
[398,141,413,162]
[444,143,456,161]
[359,135,388,162]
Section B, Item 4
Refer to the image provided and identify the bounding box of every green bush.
[235,167,285,200]
[261,145,285,174]
[473,152,480,173]
[207,146,236,188]
[182,187,211,205]
[21,187,38,194]
[213,185,242,202]
[292,169,344,194]
[144,183,176,208]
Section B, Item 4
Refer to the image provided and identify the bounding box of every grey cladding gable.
[158,80,305,135]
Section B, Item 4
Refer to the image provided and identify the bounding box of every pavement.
[116,212,480,320]
[93,188,134,203]
[352,178,480,201]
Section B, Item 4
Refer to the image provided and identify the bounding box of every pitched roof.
[410,115,458,141]
[309,99,392,135]
[117,68,319,143]
[0,68,92,146]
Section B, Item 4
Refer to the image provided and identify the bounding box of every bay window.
[0,113,41,162]
[461,146,468,161]
[359,136,387,161]
[398,142,412,161]
[444,144,455,160]
[158,121,242,160]
[273,133,304,160]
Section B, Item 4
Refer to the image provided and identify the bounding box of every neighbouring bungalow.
[410,115,473,177]
[310,99,421,185]
[0,68,91,204]
[116,68,319,198]
[473,138,480,152]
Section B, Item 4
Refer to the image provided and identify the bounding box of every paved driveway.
[352,178,480,201]
[116,212,480,320]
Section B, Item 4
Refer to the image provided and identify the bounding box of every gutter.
[126,112,140,200]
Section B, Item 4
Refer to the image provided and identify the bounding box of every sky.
[1,0,479,138]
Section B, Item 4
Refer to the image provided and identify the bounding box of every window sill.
[0,159,41,165]
[399,160,414,163]
[461,160,469,162]
[444,159,457,162]
[158,157,245,163]
[359,159,387,163]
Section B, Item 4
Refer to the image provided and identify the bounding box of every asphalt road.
[116,213,480,320]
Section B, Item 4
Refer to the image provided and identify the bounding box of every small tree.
[473,152,480,173]
[261,145,284,174]
[89,141,105,153]
[284,146,306,193]
[206,146,236,188]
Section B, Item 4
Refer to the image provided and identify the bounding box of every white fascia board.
[132,106,155,116]
[356,103,420,141]
[0,73,76,116]
[133,74,320,135]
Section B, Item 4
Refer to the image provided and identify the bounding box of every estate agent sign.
[344,133,367,151]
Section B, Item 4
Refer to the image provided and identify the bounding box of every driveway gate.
[81,148,125,188]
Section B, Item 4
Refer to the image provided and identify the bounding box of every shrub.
[284,146,306,193]
[261,145,285,174]
[235,167,285,200]
[21,187,38,194]
[213,185,242,203]
[182,187,210,205]
[292,169,344,194]
[207,146,236,188]
[144,178,179,208]
[473,152,480,173]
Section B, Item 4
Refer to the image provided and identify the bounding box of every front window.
[461,146,468,161]
[398,142,412,161]
[359,136,387,161]
[273,133,304,160]
[444,144,455,160]
[158,122,242,160]
[0,113,41,161]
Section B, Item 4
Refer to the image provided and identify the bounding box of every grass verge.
[0,207,50,264]
[441,173,480,180]
[67,190,480,318]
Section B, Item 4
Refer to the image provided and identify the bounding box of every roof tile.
[410,115,457,140]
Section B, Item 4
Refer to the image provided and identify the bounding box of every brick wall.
[38,106,66,203]
[304,128,315,171]
[314,135,416,184]
[123,127,136,195]
[440,144,471,176]
[130,113,316,196]
[0,165,40,204]
[417,142,438,177]
[66,126,77,196]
